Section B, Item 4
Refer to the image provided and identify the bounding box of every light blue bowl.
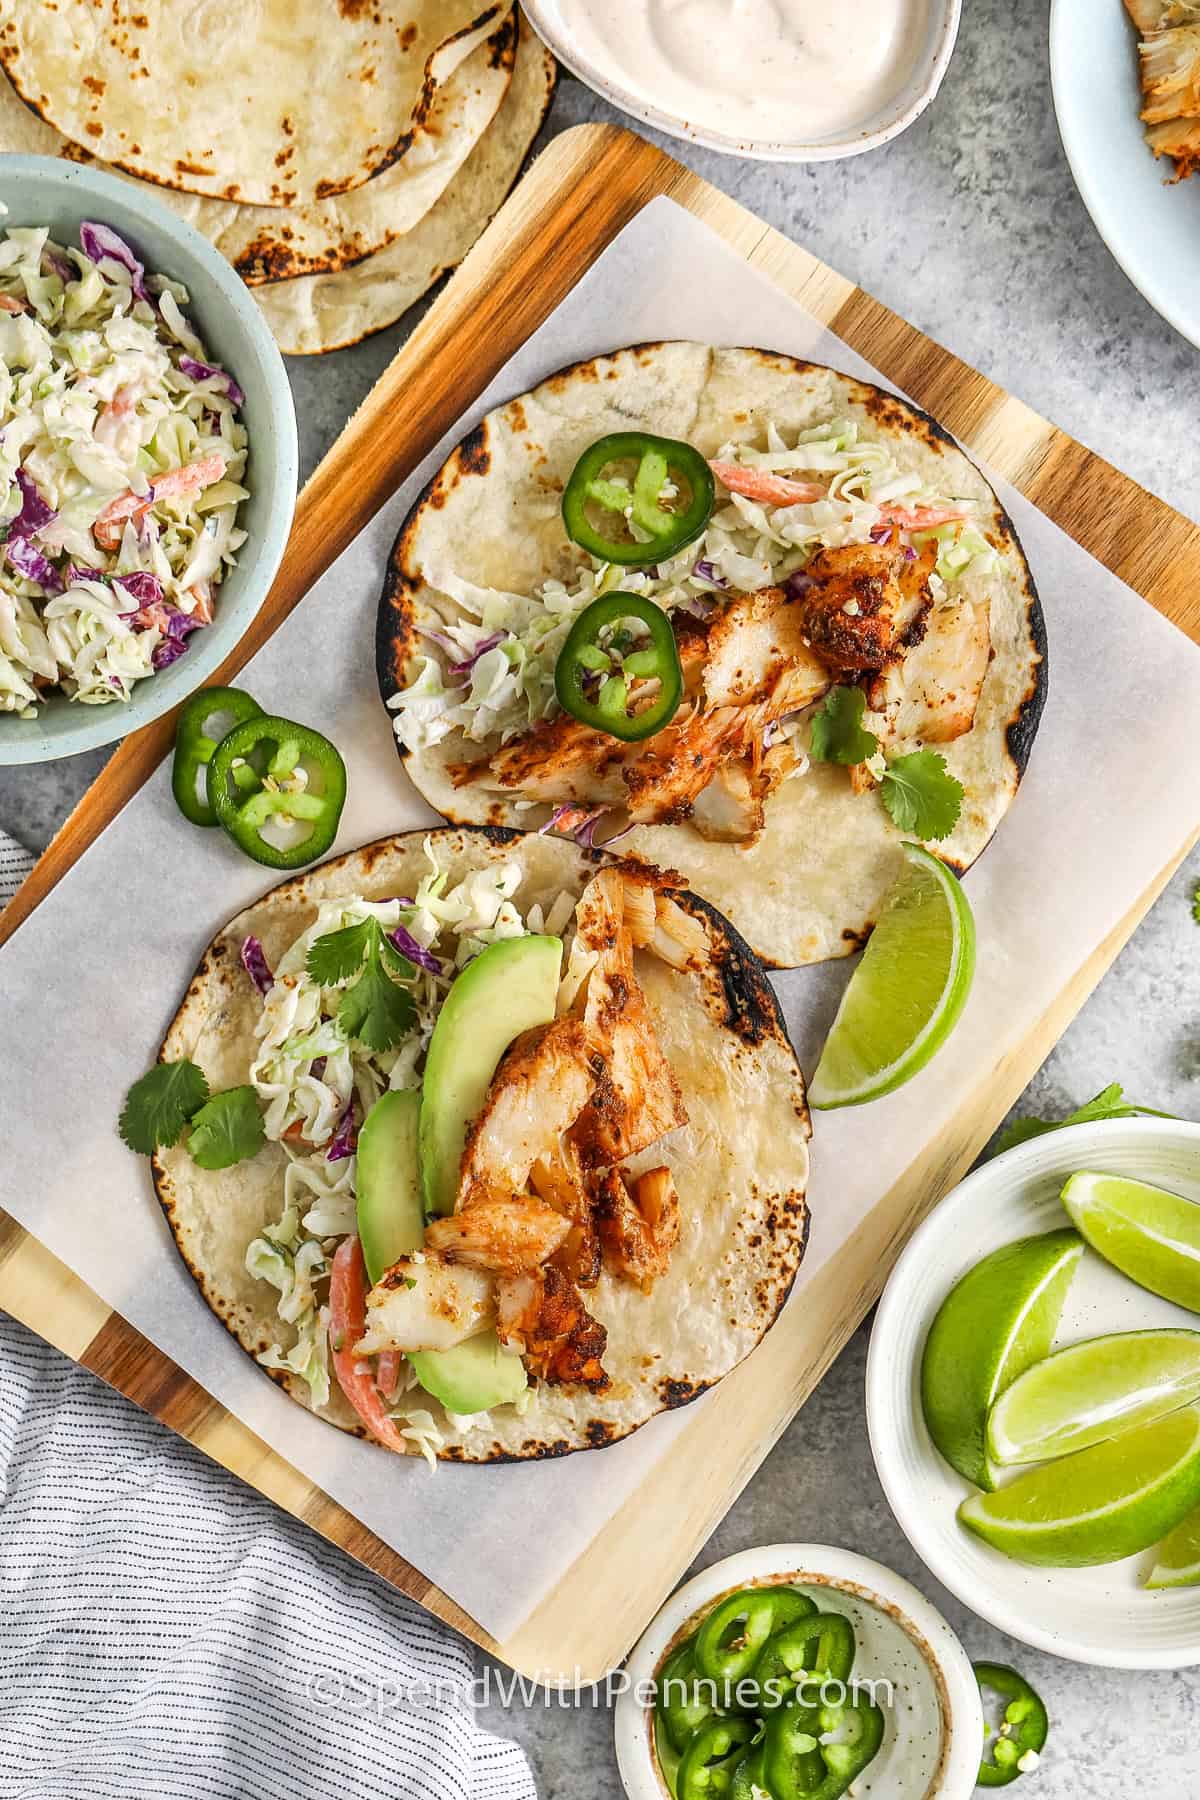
[0,155,298,763]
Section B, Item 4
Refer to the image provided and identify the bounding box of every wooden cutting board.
[3,123,1199,1684]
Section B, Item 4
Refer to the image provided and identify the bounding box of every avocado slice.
[419,933,562,1217]
[409,1336,527,1418]
[357,1090,423,1284]
[356,1087,528,1418]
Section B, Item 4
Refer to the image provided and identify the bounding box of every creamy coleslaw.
[0,220,248,714]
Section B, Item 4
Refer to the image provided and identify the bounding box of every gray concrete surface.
[3,1,1199,1792]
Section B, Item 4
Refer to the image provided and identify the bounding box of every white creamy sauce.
[555,0,931,144]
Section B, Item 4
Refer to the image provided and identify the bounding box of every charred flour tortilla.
[0,20,516,285]
[152,828,810,1463]
[379,345,1047,968]
[254,24,555,354]
[0,0,508,208]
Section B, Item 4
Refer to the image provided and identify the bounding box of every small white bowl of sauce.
[524,0,962,162]
[614,1543,984,1799]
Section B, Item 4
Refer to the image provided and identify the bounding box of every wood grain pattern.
[2,122,1198,1683]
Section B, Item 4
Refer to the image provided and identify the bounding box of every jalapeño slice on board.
[209,714,347,870]
[171,686,263,827]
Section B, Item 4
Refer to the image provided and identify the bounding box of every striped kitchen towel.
[0,834,537,1800]
[0,826,33,906]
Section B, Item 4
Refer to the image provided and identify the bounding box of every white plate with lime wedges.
[867,1118,1200,1668]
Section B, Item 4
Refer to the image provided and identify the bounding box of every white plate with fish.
[1051,0,1200,349]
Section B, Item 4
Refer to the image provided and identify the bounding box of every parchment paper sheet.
[4,199,1200,1648]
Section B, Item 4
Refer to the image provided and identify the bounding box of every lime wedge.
[1061,1172,1200,1312]
[920,1229,1083,1489]
[809,844,975,1109]
[987,1329,1200,1466]
[960,1405,1200,1566]
[1146,1503,1200,1588]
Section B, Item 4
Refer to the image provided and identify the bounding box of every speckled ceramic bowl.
[524,0,962,162]
[0,155,297,764]
[614,1544,983,1800]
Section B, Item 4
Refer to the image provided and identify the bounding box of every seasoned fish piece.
[425,1194,572,1274]
[1125,0,1172,32]
[356,1255,495,1356]
[874,597,992,745]
[458,1016,600,1207]
[689,758,766,842]
[594,1165,682,1294]
[796,541,934,672]
[496,1265,610,1391]
[570,869,688,1166]
[457,625,709,803]
[702,584,832,709]
[454,706,633,804]
[1138,23,1200,118]
[1145,111,1200,175]
[605,867,710,968]
[530,1151,603,1288]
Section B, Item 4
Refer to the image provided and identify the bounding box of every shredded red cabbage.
[9,467,57,537]
[326,1098,358,1163]
[148,606,205,669]
[448,631,506,680]
[539,802,624,851]
[79,221,150,304]
[389,922,442,975]
[178,354,245,409]
[114,570,164,610]
[67,564,109,586]
[7,535,64,593]
[240,935,274,995]
[868,523,894,545]
[151,638,190,670]
[784,569,816,597]
[678,594,717,621]
[310,1055,328,1082]
[692,558,729,589]
[41,246,74,284]
[419,626,459,657]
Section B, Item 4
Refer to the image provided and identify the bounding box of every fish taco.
[378,344,1047,967]
[150,828,810,1463]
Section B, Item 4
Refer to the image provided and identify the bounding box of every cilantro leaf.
[992,1083,1177,1157]
[337,955,416,1052]
[187,1086,266,1170]
[307,915,417,1052]
[306,917,373,986]
[119,1060,209,1154]
[1192,879,1200,925]
[880,750,964,840]
[809,685,878,766]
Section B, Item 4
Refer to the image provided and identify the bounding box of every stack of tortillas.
[0,2,555,353]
